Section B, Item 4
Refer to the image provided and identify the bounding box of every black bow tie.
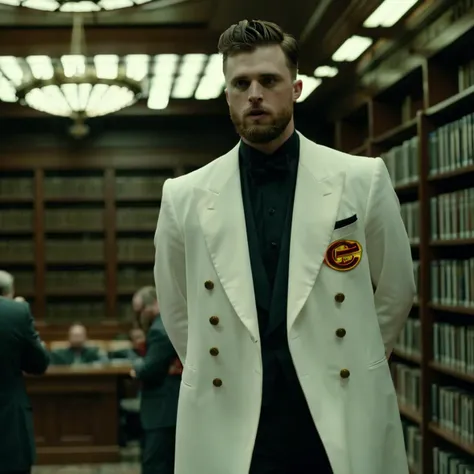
[248,153,291,184]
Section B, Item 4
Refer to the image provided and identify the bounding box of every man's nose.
[248,81,263,102]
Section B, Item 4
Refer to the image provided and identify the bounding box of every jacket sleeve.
[154,178,188,363]
[365,157,416,355]
[20,304,50,375]
[134,328,177,384]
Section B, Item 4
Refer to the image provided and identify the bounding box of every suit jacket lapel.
[194,147,260,341]
[287,135,345,331]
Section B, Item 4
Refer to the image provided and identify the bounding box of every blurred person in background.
[0,270,50,474]
[49,323,108,365]
[130,286,181,474]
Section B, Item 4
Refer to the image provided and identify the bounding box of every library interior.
[0,0,473,473]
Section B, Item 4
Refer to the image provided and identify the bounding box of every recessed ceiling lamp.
[332,35,373,62]
[0,0,156,12]
[364,0,420,28]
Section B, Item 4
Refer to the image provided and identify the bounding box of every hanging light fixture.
[0,0,156,12]
[0,13,143,137]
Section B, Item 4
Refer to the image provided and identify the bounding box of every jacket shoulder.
[0,298,28,324]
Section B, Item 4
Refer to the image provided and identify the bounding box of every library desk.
[26,363,133,465]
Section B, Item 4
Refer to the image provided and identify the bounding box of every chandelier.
[0,0,157,12]
[0,13,143,137]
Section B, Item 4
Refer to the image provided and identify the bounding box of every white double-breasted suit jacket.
[154,131,416,474]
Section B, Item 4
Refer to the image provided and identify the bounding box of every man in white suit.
[154,19,415,474]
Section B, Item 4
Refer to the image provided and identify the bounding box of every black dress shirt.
[239,131,300,288]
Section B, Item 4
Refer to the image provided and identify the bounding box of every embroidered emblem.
[324,239,362,271]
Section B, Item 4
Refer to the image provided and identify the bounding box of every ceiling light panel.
[364,0,420,28]
[332,36,373,62]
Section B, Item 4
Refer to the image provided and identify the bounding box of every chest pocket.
[332,213,359,238]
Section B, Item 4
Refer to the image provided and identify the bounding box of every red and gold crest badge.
[324,239,362,272]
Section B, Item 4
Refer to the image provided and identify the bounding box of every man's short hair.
[134,286,157,307]
[0,270,14,296]
[217,19,299,79]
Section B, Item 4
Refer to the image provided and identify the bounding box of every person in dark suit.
[108,327,146,361]
[49,323,108,365]
[0,270,50,474]
[131,286,181,474]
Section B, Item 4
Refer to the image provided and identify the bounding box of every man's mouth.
[248,110,267,117]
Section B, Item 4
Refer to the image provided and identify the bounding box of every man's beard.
[230,105,292,144]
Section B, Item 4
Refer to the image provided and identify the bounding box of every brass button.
[209,347,219,356]
[335,293,345,303]
[204,280,214,290]
[209,316,219,326]
[212,378,222,387]
[340,369,350,379]
[335,328,346,338]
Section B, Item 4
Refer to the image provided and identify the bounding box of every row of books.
[430,189,474,241]
[432,384,474,446]
[0,239,35,262]
[118,238,155,262]
[0,177,34,198]
[391,362,422,413]
[458,58,474,93]
[434,446,474,474]
[0,208,160,233]
[429,112,474,175]
[1,209,33,232]
[45,271,105,292]
[45,302,106,321]
[44,177,103,199]
[401,201,420,244]
[433,322,474,374]
[381,136,419,188]
[395,317,421,358]
[0,174,171,200]
[46,269,155,293]
[431,259,474,308]
[402,421,421,474]
[0,237,156,264]
[115,176,169,199]
[116,208,158,230]
[118,267,154,290]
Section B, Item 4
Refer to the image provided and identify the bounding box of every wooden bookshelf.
[331,16,474,474]
[0,149,212,340]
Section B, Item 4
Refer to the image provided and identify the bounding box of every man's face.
[69,325,87,350]
[224,45,302,144]
[130,328,146,349]
[132,296,156,331]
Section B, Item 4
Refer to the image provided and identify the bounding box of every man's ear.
[293,78,303,102]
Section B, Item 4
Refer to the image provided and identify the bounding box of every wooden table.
[26,363,132,465]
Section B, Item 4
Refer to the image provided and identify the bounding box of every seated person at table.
[49,323,108,365]
[109,327,146,361]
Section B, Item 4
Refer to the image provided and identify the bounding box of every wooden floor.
[32,443,140,474]
[32,464,140,474]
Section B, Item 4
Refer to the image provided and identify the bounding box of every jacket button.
[213,378,222,387]
[340,369,350,379]
[209,347,219,356]
[209,316,219,326]
[204,280,214,290]
[335,328,346,338]
[335,293,345,303]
